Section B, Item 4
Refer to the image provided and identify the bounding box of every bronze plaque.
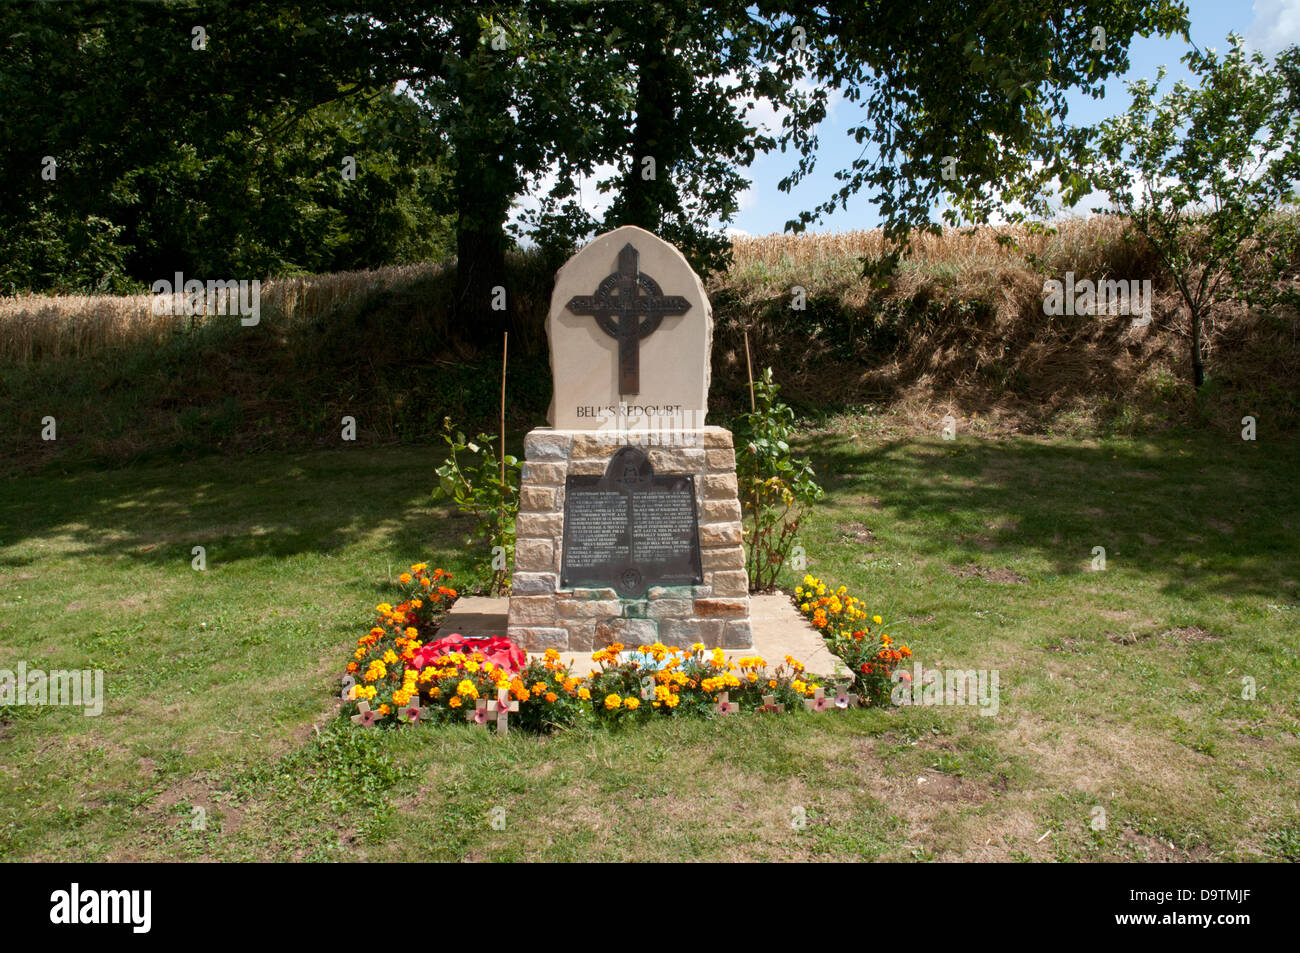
[561,446,702,598]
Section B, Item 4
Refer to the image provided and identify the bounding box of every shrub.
[432,418,519,595]
[734,367,823,591]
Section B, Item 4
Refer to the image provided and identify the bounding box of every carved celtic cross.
[565,243,691,394]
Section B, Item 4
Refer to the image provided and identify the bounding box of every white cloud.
[736,75,842,140]
[509,161,621,241]
[1247,0,1300,57]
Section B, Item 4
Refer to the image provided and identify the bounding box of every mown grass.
[1,423,1296,862]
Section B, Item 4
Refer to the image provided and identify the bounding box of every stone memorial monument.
[507,225,752,651]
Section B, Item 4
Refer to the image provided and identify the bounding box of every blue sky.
[727,0,1299,236]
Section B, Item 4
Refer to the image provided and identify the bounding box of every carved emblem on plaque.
[565,243,692,394]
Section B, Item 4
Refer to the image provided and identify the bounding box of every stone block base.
[507,426,752,650]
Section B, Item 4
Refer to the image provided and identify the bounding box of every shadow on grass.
[3,432,1297,605]
[0,445,479,572]
[800,430,1300,601]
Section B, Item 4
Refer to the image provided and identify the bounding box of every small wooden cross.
[351,700,379,727]
[714,692,741,716]
[803,687,831,712]
[486,688,519,735]
[833,688,859,709]
[466,697,489,726]
[758,694,785,713]
[401,695,425,724]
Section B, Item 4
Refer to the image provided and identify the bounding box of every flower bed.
[340,564,830,731]
[793,574,911,704]
[339,563,907,730]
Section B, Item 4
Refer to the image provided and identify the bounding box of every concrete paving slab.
[440,593,849,678]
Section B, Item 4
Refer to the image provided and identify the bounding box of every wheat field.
[0,220,1135,364]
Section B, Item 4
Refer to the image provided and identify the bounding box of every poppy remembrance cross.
[803,687,831,713]
[565,243,691,395]
[401,695,425,724]
[714,692,741,716]
[351,700,379,727]
[486,688,520,735]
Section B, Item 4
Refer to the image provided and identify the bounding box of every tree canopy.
[0,0,1195,295]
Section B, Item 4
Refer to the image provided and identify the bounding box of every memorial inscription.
[561,446,702,598]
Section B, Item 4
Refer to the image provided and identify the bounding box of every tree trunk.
[618,13,677,230]
[454,174,509,333]
[1190,305,1205,387]
[451,12,511,332]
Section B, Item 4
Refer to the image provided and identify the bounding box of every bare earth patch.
[947,564,1028,584]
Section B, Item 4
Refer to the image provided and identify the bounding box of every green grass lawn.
[2,424,1297,861]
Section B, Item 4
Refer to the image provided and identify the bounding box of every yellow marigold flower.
[873,615,883,624]
[544,648,560,662]
[456,679,478,699]
[578,688,591,701]
[448,696,462,708]
[604,693,622,710]
[624,697,639,710]
[532,681,548,695]
[399,573,412,584]
[382,650,398,665]
[545,692,558,703]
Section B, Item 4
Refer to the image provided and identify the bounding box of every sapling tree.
[1090,36,1300,387]
[433,417,520,596]
[734,368,823,591]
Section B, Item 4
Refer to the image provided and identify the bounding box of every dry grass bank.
[1,217,1296,472]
